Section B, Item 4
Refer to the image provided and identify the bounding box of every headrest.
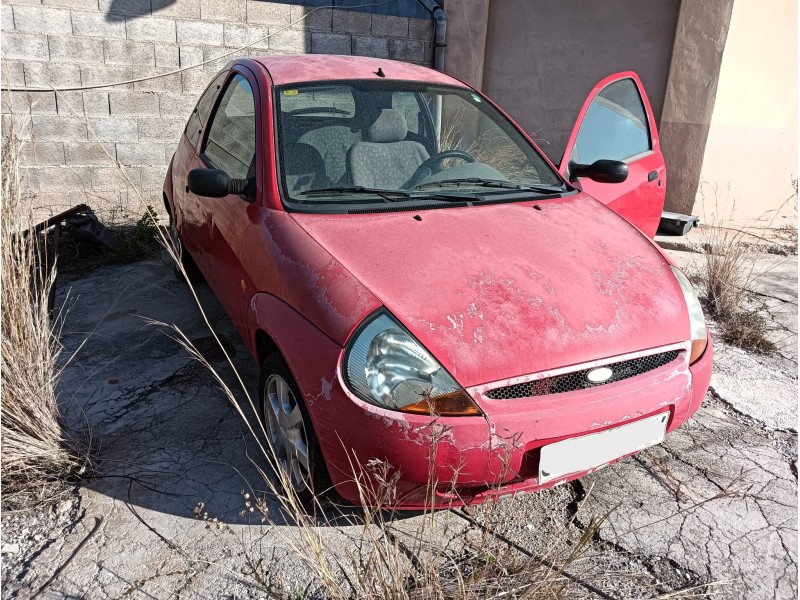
[366,109,408,143]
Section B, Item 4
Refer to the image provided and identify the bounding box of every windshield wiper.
[300,186,413,202]
[299,186,479,204]
[415,178,564,194]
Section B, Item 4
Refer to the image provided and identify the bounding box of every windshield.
[274,81,566,213]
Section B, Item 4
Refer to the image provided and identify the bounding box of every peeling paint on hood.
[292,197,689,387]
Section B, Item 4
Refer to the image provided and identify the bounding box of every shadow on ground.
[56,255,416,527]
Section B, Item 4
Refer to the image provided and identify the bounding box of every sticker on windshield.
[283,89,299,96]
[471,93,482,103]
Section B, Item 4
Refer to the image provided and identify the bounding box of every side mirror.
[187,168,255,200]
[568,159,628,184]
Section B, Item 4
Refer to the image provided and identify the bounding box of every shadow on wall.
[105,0,177,21]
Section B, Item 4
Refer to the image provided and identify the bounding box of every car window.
[422,91,546,185]
[186,72,227,149]
[274,81,564,213]
[570,78,651,165]
[279,86,356,118]
[202,74,256,180]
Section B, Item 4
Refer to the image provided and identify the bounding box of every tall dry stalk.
[1,120,86,508]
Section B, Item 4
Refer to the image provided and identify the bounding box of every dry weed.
[0,117,89,509]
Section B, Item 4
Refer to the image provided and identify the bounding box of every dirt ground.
[1,243,797,599]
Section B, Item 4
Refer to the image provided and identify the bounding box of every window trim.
[199,71,257,180]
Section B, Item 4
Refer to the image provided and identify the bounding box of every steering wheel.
[404,150,475,190]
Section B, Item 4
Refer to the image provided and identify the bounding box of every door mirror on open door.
[568,159,628,184]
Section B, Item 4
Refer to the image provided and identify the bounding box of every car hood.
[292,197,689,387]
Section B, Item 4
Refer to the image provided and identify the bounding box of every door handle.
[647,170,658,182]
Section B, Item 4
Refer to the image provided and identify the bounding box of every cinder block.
[201,0,245,23]
[109,91,159,116]
[1,32,49,61]
[332,9,370,35]
[19,166,40,192]
[181,69,213,95]
[269,27,309,53]
[137,117,185,142]
[311,32,350,55]
[179,45,203,67]
[37,165,96,193]
[41,0,100,9]
[176,19,224,46]
[71,11,127,39]
[158,92,197,118]
[155,44,179,67]
[2,114,33,142]
[2,90,58,114]
[132,67,182,93]
[13,5,72,35]
[63,141,117,165]
[223,23,269,49]
[246,0,289,26]
[48,36,104,64]
[55,90,110,116]
[390,38,424,63]
[371,14,408,38]
[24,62,80,88]
[116,141,166,165]
[98,0,150,18]
[81,64,136,90]
[126,17,176,43]
[352,36,388,59]
[408,17,433,41]
[2,5,14,32]
[202,46,241,72]
[139,165,169,188]
[88,165,141,191]
[31,114,88,141]
[104,39,156,66]
[2,61,27,87]
[20,141,65,166]
[152,0,199,19]
[86,116,137,141]
[289,6,331,32]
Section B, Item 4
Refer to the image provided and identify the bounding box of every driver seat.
[346,109,429,189]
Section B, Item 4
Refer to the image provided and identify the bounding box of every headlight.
[344,311,482,416]
[670,266,708,364]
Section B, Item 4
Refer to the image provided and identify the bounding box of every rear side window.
[571,78,650,164]
[186,72,227,149]
[202,74,256,180]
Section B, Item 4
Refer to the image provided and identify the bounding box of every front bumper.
[304,336,713,509]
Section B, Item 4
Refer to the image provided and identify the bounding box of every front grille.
[485,350,680,400]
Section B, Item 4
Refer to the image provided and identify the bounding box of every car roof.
[251,54,465,87]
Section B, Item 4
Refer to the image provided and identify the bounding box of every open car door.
[560,72,665,238]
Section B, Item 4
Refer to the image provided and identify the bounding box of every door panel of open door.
[560,72,665,238]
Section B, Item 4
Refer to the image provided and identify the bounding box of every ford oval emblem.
[586,367,613,384]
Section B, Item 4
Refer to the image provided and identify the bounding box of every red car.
[164,55,712,508]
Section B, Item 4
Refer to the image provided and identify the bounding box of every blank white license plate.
[539,412,668,484]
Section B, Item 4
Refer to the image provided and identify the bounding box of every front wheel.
[258,352,331,510]
[168,208,202,282]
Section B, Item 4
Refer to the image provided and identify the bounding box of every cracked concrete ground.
[1,247,797,599]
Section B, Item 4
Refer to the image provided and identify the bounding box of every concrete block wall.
[0,0,434,220]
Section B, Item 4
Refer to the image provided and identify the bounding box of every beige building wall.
[695,0,798,223]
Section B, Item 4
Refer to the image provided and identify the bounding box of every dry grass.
[0,119,89,509]
[693,184,793,353]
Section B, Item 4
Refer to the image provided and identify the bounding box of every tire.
[168,207,203,283]
[258,352,332,511]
